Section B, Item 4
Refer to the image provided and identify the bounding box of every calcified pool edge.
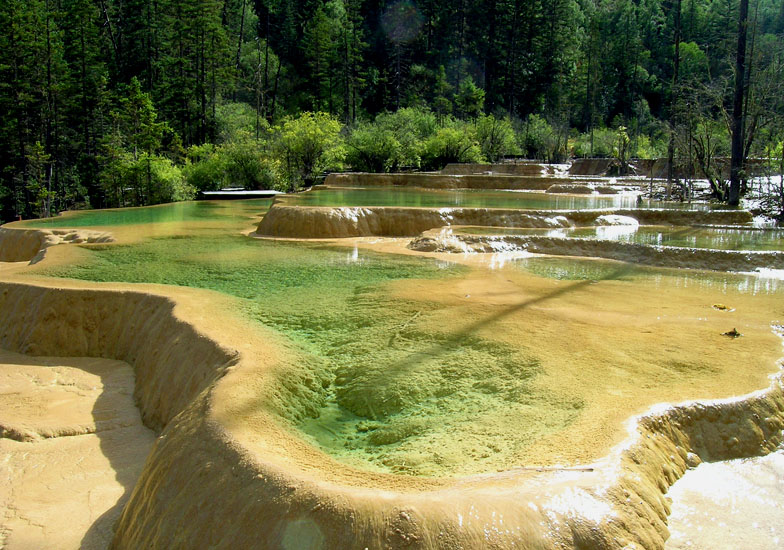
[256,205,752,239]
[1,229,784,549]
[408,228,784,272]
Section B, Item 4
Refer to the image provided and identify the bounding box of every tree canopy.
[1,0,782,221]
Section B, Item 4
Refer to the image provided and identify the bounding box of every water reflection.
[457,225,784,252]
[509,256,784,296]
[280,186,720,211]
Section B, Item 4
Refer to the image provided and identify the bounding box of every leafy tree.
[345,123,402,173]
[420,124,483,170]
[476,114,518,161]
[274,111,343,190]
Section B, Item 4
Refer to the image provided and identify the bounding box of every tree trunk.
[235,0,246,101]
[667,0,681,197]
[729,0,749,206]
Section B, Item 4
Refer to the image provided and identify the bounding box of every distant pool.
[18,199,273,228]
[455,225,784,251]
[278,186,721,210]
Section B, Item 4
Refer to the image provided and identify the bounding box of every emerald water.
[20,199,784,476]
[279,186,716,210]
[18,200,273,228]
[456,225,784,251]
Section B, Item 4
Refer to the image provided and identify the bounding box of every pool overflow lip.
[1,165,783,548]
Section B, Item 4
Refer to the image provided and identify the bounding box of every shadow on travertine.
[80,363,157,550]
[0,350,154,549]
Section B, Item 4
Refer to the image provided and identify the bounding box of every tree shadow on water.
[381,264,634,377]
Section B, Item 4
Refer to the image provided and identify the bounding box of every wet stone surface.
[666,449,784,549]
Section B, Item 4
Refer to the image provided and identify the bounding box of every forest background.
[1,0,783,222]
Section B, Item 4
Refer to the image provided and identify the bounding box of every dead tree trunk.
[729,0,749,206]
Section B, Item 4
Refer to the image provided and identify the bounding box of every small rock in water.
[722,328,742,338]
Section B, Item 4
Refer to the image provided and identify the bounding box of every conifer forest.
[1,0,783,222]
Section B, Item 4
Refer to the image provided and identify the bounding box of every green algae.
[39,231,588,475]
[17,199,271,228]
[29,199,784,476]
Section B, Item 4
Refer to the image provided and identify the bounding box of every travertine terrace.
[1,164,783,549]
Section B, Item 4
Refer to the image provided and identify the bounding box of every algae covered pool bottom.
[29,204,784,477]
[17,199,273,229]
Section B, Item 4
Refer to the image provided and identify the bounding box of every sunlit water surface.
[14,199,784,477]
[666,450,784,550]
[278,186,728,210]
[456,225,784,251]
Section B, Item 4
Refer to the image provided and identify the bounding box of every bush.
[631,134,667,159]
[145,156,194,203]
[109,154,194,206]
[373,107,438,168]
[222,141,281,190]
[184,141,283,192]
[420,125,483,170]
[184,144,223,191]
[476,114,519,161]
[345,123,402,172]
[518,114,568,162]
[274,112,344,190]
[571,127,617,158]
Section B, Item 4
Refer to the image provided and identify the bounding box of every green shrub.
[518,114,568,162]
[631,134,667,159]
[222,141,282,190]
[274,112,344,190]
[571,127,617,158]
[184,141,283,191]
[145,156,194,203]
[184,144,224,191]
[373,107,438,168]
[345,123,402,172]
[420,125,483,170]
[476,114,519,162]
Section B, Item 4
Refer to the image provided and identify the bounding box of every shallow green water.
[46,233,568,474]
[457,225,784,252]
[28,199,784,475]
[18,200,272,228]
[279,186,715,210]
